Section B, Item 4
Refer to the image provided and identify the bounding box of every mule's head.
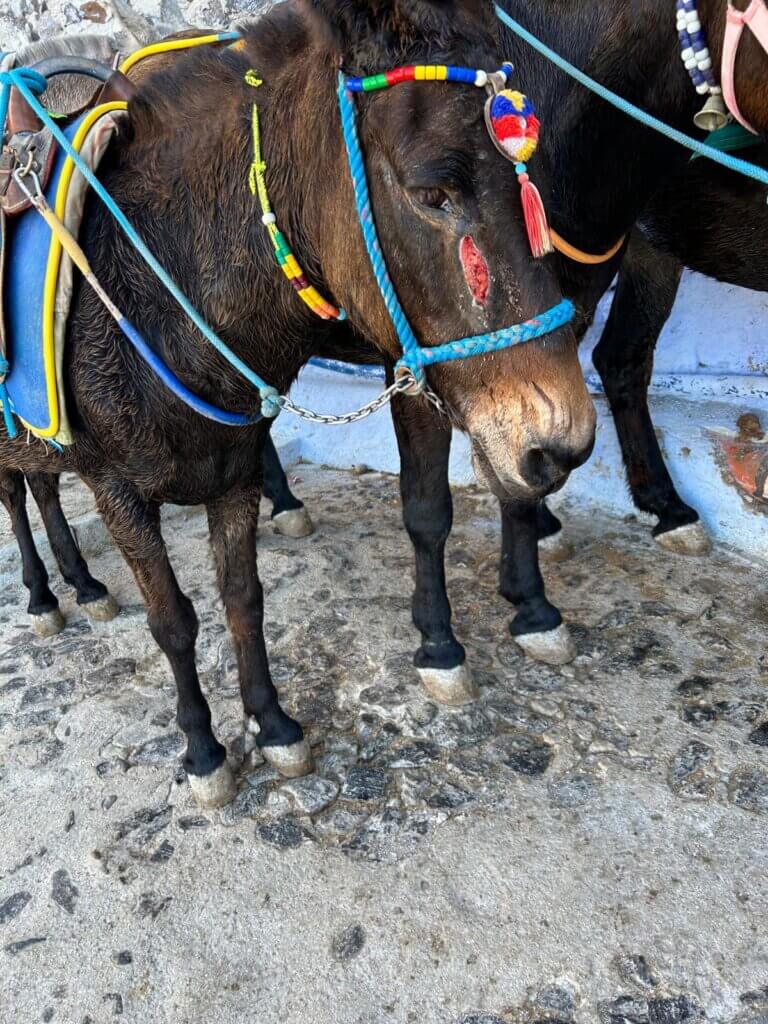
[305,0,595,500]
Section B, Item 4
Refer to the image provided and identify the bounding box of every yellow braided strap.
[246,73,343,321]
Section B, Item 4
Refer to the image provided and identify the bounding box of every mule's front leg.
[95,482,236,808]
[390,393,477,705]
[206,490,313,777]
[500,501,575,666]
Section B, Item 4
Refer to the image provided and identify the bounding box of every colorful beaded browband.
[346,65,498,90]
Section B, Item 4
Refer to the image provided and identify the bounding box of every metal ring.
[394,365,425,396]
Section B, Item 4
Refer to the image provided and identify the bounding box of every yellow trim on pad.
[32,101,128,439]
[119,35,229,75]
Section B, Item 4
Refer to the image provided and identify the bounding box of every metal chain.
[278,371,445,425]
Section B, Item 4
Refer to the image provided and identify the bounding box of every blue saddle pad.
[2,116,84,441]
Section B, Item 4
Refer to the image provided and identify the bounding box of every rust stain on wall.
[711,413,768,512]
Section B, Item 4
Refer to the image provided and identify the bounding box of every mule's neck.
[501,0,699,249]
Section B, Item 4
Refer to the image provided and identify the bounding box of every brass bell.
[694,92,729,132]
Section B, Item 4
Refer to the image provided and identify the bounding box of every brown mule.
[0,0,594,806]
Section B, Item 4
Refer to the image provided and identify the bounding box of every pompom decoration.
[485,89,553,258]
[487,90,540,162]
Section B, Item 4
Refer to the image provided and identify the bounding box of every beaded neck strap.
[246,71,346,320]
[676,0,729,130]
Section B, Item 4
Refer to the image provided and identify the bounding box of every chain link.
[277,370,445,425]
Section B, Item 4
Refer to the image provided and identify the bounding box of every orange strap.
[550,228,625,265]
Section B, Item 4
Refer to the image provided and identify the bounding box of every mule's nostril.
[519,441,592,493]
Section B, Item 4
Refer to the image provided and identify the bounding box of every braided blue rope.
[417,298,575,368]
[5,68,282,418]
[336,73,423,376]
[336,73,574,381]
[494,4,768,190]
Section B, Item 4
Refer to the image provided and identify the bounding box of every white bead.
[698,56,712,70]
[681,46,694,60]
[711,85,723,95]
[696,82,709,94]
[685,56,698,70]
[687,16,701,31]
[261,212,276,225]
[475,70,488,87]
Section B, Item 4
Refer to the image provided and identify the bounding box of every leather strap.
[550,228,626,265]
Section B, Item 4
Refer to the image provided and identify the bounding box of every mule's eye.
[413,187,453,213]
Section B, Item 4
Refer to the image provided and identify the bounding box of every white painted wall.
[273,270,768,561]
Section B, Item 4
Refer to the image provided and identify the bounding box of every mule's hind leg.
[390,392,476,705]
[95,480,235,807]
[0,470,64,636]
[26,472,118,621]
[207,488,312,777]
[262,433,314,538]
[592,232,710,555]
[500,501,575,666]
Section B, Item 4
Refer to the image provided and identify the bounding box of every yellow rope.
[118,34,230,75]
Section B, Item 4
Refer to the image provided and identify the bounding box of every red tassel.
[518,171,553,258]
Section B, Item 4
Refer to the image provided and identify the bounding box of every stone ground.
[1,465,767,1024]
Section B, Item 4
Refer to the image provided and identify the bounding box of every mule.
[0,0,594,806]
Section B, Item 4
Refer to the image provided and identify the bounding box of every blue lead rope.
[494,4,768,191]
[335,73,574,386]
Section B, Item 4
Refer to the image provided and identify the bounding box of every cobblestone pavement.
[1,466,767,1024]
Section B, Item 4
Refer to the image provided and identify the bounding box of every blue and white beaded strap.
[676,0,721,99]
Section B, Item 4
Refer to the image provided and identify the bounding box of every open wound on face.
[459,235,489,306]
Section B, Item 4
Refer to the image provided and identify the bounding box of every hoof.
[513,623,575,666]
[654,521,712,556]
[187,762,238,809]
[83,593,120,622]
[261,739,314,778]
[245,716,314,777]
[417,663,478,706]
[262,737,315,774]
[272,507,314,539]
[538,529,575,563]
[30,608,65,638]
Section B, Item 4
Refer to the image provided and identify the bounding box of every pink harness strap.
[722,0,768,134]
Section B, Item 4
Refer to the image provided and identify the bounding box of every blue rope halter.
[335,72,574,390]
